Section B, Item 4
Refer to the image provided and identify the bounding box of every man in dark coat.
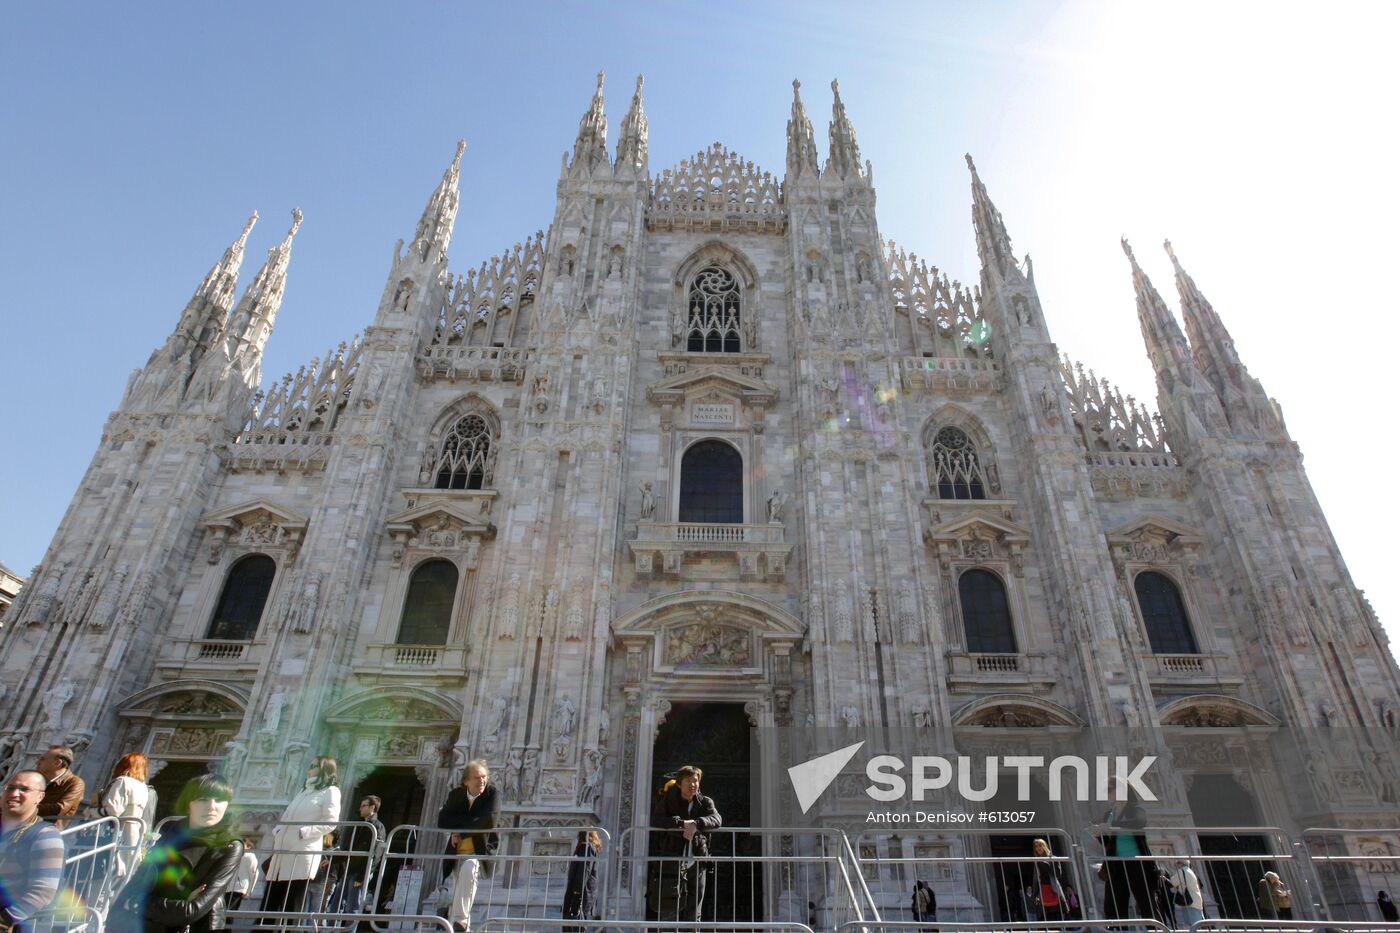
[437,761,499,933]
[329,795,388,914]
[648,765,721,922]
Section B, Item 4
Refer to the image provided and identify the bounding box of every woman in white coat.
[263,756,340,917]
[102,752,153,879]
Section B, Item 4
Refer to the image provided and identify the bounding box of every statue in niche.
[486,696,509,738]
[564,591,584,641]
[590,376,608,414]
[606,252,622,279]
[285,572,321,634]
[521,749,541,801]
[502,748,523,801]
[840,705,860,729]
[554,695,577,738]
[912,707,932,729]
[499,573,521,639]
[264,689,286,734]
[578,748,603,807]
[639,482,656,520]
[766,489,783,523]
[897,581,919,643]
[831,580,853,642]
[743,315,758,351]
[597,709,611,749]
[42,681,75,729]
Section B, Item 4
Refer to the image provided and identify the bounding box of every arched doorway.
[1188,774,1275,918]
[649,702,758,921]
[351,766,427,912]
[150,760,213,821]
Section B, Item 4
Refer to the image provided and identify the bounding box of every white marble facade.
[2,75,1398,836]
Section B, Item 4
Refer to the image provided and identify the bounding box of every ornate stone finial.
[793,78,802,96]
[616,73,649,174]
[965,152,977,173]
[1163,238,1176,261]
[238,211,259,243]
[634,74,644,93]
[1120,236,1135,261]
[831,78,840,97]
[286,208,303,240]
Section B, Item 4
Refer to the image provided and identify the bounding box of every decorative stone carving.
[840,705,860,729]
[912,706,932,728]
[498,573,521,640]
[88,564,128,630]
[554,695,576,739]
[284,571,322,634]
[896,580,919,644]
[831,580,853,643]
[502,748,523,801]
[767,489,783,523]
[521,748,541,802]
[564,584,585,641]
[639,482,655,520]
[25,561,65,627]
[578,747,603,807]
[41,681,75,729]
[664,621,752,667]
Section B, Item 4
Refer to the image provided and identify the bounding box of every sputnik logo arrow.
[787,741,864,814]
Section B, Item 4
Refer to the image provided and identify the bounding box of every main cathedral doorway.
[351,765,427,911]
[649,701,760,921]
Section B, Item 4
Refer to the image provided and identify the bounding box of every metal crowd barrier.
[367,823,612,929]
[50,816,149,918]
[476,921,817,933]
[613,827,877,930]
[854,827,1089,925]
[225,910,453,932]
[23,904,104,933]
[1084,826,1315,925]
[1190,921,1400,933]
[836,921,1173,933]
[1300,828,1400,922]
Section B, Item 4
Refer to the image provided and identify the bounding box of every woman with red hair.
[103,752,153,877]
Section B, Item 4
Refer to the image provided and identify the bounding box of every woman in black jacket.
[109,775,244,933]
[561,831,602,932]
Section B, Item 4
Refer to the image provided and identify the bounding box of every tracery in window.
[205,554,276,641]
[431,414,493,490]
[397,559,458,645]
[1135,571,1199,654]
[930,426,989,500]
[958,568,1017,653]
[678,440,743,523]
[687,267,742,353]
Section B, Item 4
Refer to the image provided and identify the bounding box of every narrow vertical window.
[958,569,1016,653]
[1135,571,1199,654]
[397,559,458,645]
[206,555,276,640]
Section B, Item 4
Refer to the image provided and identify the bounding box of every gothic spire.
[1165,239,1281,436]
[826,79,864,180]
[230,209,302,361]
[786,79,819,179]
[174,211,257,357]
[571,71,610,172]
[411,139,465,262]
[966,154,1018,278]
[1122,238,1196,389]
[615,74,648,177]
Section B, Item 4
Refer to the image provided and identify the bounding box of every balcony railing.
[973,653,1021,673]
[634,522,786,545]
[194,640,249,661]
[360,643,469,681]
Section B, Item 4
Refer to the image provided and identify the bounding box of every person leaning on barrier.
[1257,870,1292,920]
[34,747,84,824]
[0,770,65,932]
[108,775,243,933]
[561,830,602,932]
[910,879,937,931]
[647,765,721,923]
[328,795,386,914]
[263,756,341,919]
[437,760,499,933]
[1380,890,1399,923]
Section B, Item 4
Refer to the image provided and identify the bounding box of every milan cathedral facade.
[2,75,1397,846]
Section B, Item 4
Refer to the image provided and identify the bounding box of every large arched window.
[1134,571,1199,654]
[432,414,493,490]
[397,559,458,645]
[678,440,743,523]
[930,426,989,500]
[686,267,742,353]
[205,554,276,641]
[958,568,1017,653]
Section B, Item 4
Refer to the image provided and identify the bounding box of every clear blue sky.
[3,2,1397,648]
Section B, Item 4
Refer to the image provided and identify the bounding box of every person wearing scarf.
[109,775,243,933]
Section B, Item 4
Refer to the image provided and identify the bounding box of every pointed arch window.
[397,559,458,645]
[958,568,1017,653]
[687,267,742,353]
[930,426,989,500]
[679,440,743,523]
[205,554,276,641]
[432,414,493,490]
[1135,571,1199,654]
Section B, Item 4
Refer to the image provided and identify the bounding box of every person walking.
[263,756,340,919]
[0,770,65,931]
[1030,838,1067,922]
[1097,780,1165,923]
[560,830,601,932]
[437,760,499,933]
[648,765,721,923]
[107,775,243,933]
[911,879,937,931]
[102,753,153,879]
[226,839,261,913]
[1169,859,1205,929]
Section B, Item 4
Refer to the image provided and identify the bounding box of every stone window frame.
[669,242,761,353]
[1106,518,1211,658]
[375,552,474,648]
[188,548,288,645]
[190,503,307,645]
[669,435,754,525]
[204,553,278,642]
[394,557,461,646]
[418,396,502,490]
[922,408,1003,501]
[956,566,1019,654]
[952,564,1024,655]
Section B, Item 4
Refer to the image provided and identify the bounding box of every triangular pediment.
[1106,514,1203,546]
[385,502,494,536]
[200,499,309,531]
[646,366,777,406]
[924,510,1031,544]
